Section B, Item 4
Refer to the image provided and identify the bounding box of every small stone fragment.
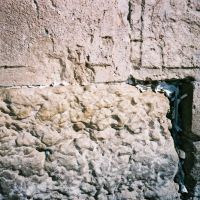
[178,149,186,159]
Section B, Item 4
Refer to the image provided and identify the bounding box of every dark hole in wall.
[156,80,198,199]
[176,82,200,200]
[179,82,197,200]
[179,83,193,136]
[127,77,197,199]
[162,80,198,199]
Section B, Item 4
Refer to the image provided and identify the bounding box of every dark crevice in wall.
[160,42,165,69]
[126,77,196,199]
[0,65,27,69]
[139,0,145,68]
[179,82,198,200]
[34,0,38,10]
[180,137,197,200]
[155,79,196,200]
[179,83,193,139]
[127,1,131,25]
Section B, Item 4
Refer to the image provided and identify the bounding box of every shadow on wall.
[179,82,197,200]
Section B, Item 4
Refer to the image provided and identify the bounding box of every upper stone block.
[129,0,200,80]
[0,0,131,86]
[1,0,200,86]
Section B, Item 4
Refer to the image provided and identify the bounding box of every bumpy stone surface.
[0,85,180,199]
[0,0,200,86]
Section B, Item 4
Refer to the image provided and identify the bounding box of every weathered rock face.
[1,0,200,199]
[0,85,180,199]
[0,0,200,86]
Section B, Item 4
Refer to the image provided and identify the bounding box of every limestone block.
[129,0,200,80]
[192,82,200,138]
[1,0,200,86]
[0,0,131,86]
[0,85,180,199]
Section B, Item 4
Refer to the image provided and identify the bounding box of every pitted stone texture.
[0,85,180,199]
[0,0,131,86]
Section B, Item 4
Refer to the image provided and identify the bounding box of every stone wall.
[0,85,180,199]
[0,0,200,199]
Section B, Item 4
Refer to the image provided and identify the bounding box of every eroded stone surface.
[0,85,179,199]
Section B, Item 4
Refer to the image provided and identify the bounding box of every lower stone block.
[0,85,179,199]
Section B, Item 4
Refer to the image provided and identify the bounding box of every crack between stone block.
[127,1,134,75]
[160,43,165,69]
[127,1,131,28]
[0,66,27,69]
[0,73,197,90]
[140,0,145,68]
